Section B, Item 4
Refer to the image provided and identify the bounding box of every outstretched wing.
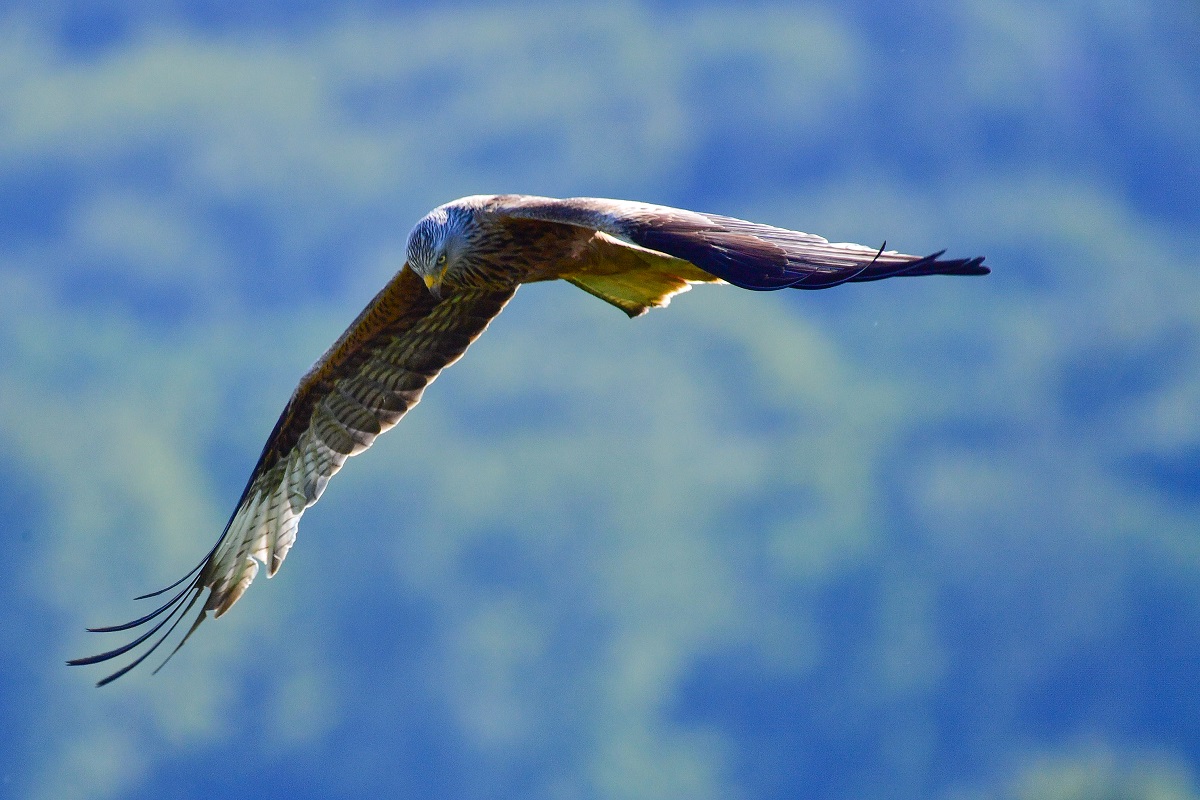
[71,266,516,685]
[497,195,988,291]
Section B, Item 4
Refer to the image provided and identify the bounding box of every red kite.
[71,194,987,685]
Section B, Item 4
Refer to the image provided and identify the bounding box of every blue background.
[2,1,1199,798]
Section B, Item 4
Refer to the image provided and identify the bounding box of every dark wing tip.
[621,210,989,290]
[926,253,989,277]
[833,251,989,285]
[68,578,208,686]
[69,548,217,686]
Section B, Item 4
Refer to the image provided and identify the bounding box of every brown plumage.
[71,194,987,685]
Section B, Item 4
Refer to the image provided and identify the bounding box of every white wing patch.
[205,378,401,616]
[200,288,515,618]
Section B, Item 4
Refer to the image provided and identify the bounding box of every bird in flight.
[71,194,987,686]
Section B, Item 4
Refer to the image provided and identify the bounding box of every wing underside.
[562,231,722,317]
[71,268,516,685]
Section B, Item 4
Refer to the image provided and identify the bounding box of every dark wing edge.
[69,267,516,686]
[660,212,989,290]
[498,196,988,292]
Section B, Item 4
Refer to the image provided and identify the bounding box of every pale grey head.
[405,203,477,297]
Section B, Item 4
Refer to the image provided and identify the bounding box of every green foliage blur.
[1,2,1198,799]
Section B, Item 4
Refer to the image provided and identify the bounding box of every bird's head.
[405,205,470,298]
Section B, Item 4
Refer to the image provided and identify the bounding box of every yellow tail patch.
[564,232,721,317]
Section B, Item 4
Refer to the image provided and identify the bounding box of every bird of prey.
[71,194,987,686]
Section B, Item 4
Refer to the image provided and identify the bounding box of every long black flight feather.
[67,493,246,683]
[93,586,205,687]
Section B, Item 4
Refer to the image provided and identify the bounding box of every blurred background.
[2,1,1198,798]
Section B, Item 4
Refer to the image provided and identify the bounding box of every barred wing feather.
[71,267,516,685]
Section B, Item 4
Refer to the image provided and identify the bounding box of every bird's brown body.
[443,213,588,288]
[71,194,987,685]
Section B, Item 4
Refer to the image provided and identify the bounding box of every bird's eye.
[437,254,447,265]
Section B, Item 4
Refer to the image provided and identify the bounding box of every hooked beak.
[422,265,449,299]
